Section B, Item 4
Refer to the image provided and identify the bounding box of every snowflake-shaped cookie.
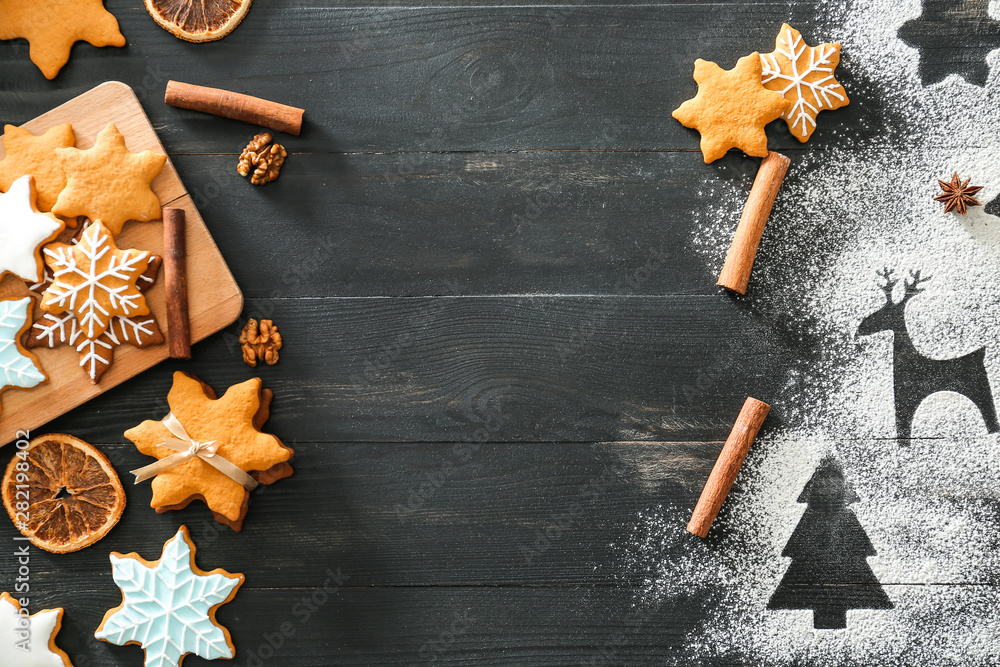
[96,526,244,667]
[0,592,72,667]
[0,297,47,404]
[28,250,164,383]
[760,24,848,142]
[0,175,64,283]
[28,311,163,383]
[40,220,151,339]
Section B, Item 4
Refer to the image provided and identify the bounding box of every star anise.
[934,172,983,215]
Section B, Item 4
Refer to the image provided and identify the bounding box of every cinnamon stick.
[717,151,790,295]
[164,80,304,136]
[687,397,770,538]
[163,207,191,359]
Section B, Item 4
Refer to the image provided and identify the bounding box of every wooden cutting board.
[0,81,243,446]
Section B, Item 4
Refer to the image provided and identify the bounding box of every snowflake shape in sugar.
[760,24,849,142]
[0,592,72,667]
[0,297,46,397]
[898,0,1000,87]
[96,526,244,667]
[40,219,151,339]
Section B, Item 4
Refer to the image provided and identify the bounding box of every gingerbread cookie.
[0,592,72,667]
[40,220,152,340]
[0,123,75,211]
[0,176,65,283]
[52,124,165,236]
[28,252,163,383]
[760,24,848,143]
[672,54,791,163]
[0,0,126,79]
[125,372,293,531]
[0,297,47,411]
[96,526,244,667]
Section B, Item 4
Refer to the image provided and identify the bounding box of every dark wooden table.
[0,1,960,665]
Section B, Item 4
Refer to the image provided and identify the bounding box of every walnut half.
[239,319,282,366]
[237,132,287,185]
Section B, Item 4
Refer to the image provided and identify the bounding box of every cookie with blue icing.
[95,526,244,667]
[0,296,47,412]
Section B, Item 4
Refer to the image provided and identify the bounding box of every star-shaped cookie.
[40,220,151,339]
[52,124,166,236]
[0,0,126,79]
[673,54,791,163]
[96,527,243,667]
[760,24,849,142]
[125,372,294,531]
[0,124,75,212]
[27,251,163,383]
[898,0,1000,87]
[0,176,65,283]
[0,592,72,667]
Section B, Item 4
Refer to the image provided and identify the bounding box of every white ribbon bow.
[130,413,259,491]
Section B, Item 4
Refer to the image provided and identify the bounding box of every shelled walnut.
[239,319,282,366]
[237,132,287,185]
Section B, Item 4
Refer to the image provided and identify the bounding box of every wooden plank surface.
[1,1,994,665]
[0,82,242,445]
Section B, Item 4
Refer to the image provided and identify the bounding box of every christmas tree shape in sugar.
[768,456,892,629]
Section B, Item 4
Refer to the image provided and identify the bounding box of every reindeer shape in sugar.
[857,269,998,440]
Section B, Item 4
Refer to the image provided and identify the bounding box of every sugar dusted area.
[618,0,1000,662]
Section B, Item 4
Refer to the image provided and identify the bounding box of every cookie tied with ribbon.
[125,372,293,531]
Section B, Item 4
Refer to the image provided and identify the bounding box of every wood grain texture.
[0,2,969,665]
[0,83,242,445]
[167,151,756,299]
[37,295,804,445]
[0,5,873,154]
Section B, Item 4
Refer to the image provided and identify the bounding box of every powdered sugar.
[618,1,1000,662]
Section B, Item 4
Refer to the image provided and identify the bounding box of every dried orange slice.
[144,0,253,42]
[2,433,125,553]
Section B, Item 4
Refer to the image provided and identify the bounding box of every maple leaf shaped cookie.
[125,372,294,531]
[673,54,791,163]
[52,124,166,236]
[0,124,75,212]
[0,176,65,283]
[760,24,849,143]
[96,526,243,667]
[40,220,151,339]
[0,592,72,667]
[0,0,126,79]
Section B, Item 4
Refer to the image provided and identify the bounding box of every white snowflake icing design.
[0,298,45,391]
[96,528,242,667]
[30,311,160,381]
[760,26,846,138]
[41,222,149,339]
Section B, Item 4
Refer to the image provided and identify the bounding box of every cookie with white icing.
[0,175,64,283]
[0,592,73,667]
